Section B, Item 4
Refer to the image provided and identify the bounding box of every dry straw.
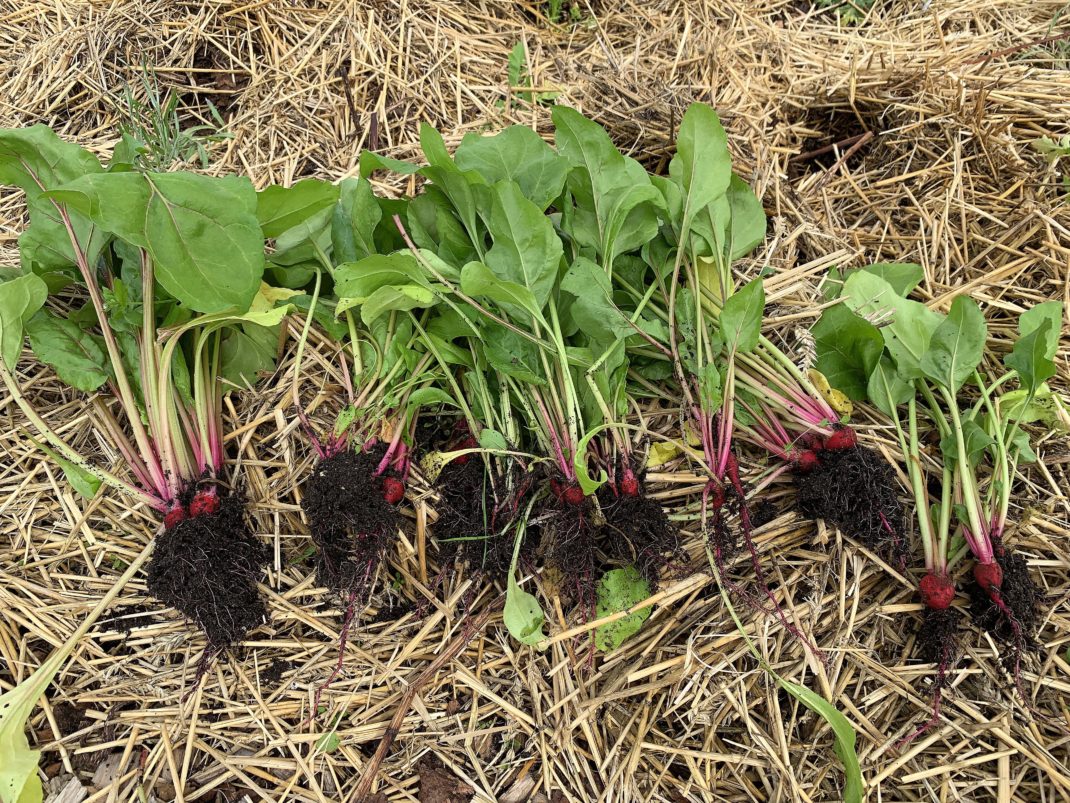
[1,1,1068,801]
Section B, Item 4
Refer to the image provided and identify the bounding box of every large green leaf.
[812,305,884,401]
[333,253,429,305]
[841,271,941,380]
[867,355,913,417]
[595,567,653,652]
[455,125,568,211]
[0,125,102,201]
[920,295,987,394]
[719,278,764,354]
[482,181,562,312]
[48,172,264,313]
[1006,319,1056,395]
[24,311,109,392]
[359,284,437,325]
[459,261,546,324]
[560,256,633,343]
[669,103,732,230]
[1019,301,1062,360]
[725,174,766,260]
[484,326,545,384]
[332,177,382,264]
[256,178,339,238]
[0,274,49,368]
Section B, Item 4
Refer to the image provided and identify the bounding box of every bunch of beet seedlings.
[0,104,1062,788]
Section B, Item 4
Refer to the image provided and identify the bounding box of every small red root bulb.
[550,478,564,499]
[382,477,405,505]
[190,488,220,518]
[919,573,956,610]
[973,561,1004,594]
[163,505,188,530]
[619,471,640,498]
[794,449,820,473]
[452,435,479,465]
[562,484,586,506]
[801,432,826,451]
[823,427,857,451]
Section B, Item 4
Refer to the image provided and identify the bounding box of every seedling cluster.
[1,103,1062,802]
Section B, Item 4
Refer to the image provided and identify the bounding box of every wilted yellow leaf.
[808,369,853,418]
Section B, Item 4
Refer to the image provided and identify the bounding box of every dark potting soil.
[917,607,961,670]
[598,488,683,588]
[969,544,1043,649]
[795,444,907,564]
[301,445,401,597]
[146,493,268,648]
[433,458,517,578]
[537,492,599,595]
[749,500,779,529]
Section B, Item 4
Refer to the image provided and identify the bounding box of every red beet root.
[823,427,857,451]
[973,561,1004,594]
[801,432,826,451]
[619,474,640,497]
[382,477,405,505]
[794,449,820,473]
[562,485,585,506]
[452,436,479,465]
[163,506,188,530]
[919,573,955,610]
[190,490,220,518]
[550,478,564,499]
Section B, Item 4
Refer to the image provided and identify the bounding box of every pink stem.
[535,392,572,478]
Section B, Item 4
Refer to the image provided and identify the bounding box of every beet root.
[795,443,907,567]
[969,543,1042,677]
[302,445,401,600]
[147,490,267,648]
[919,573,955,610]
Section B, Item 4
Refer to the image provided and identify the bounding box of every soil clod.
[146,491,268,648]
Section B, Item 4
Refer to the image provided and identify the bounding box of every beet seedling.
[820,267,1063,734]
[0,126,294,660]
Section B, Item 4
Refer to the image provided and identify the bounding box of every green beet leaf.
[25,434,102,500]
[332,177,382,263]
[460,261,547,324]
[0,125,102,201]
[47,172,264,314]
[669,103,732,231]
[455,125,568,211]
[560,256,633,343]
[503,521,546,648]
[725,174,767,261]
[1005,318,1057,396]
[841,270,941,380]
[24,311,109,392]
[334,253,430,305]
[483,181,561,312]
[0,274,49,369]
[719,278,764,354]
[867,354,913,417]
[256,178,339,239]
[594,567,653,652]
[812,305,884,401]
[920,295,987,394]
[484,326,545,385]
[1019,301,1062,360]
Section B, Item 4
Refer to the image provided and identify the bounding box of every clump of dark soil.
[417,754,472,803]
[969,541,1043,652]
[433,457,523,579]
[917,607,961,668]
[146,491,268,648]
[598,481,683,587]
[52,702,89,735]
[536,488,600,611]
[795,445,907,566]
[99,604,157,634]
[259,659,293,687]
[749,499,779,529]
[301,444,401,599]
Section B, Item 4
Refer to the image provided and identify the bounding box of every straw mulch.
[2,1,1069,801]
